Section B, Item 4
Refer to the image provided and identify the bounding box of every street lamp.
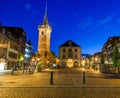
[95,57,98,63]
[32,58,34,62]
[37,58,40,61]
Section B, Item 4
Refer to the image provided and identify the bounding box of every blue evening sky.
[0,0,120,56]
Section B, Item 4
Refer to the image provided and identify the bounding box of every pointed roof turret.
[43,3,48,25]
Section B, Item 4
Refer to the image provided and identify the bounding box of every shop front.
[0,58,7,70]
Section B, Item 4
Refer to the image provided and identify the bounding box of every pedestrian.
[33,64,36,72]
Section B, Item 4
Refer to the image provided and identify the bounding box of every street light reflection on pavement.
[82,68,86,72]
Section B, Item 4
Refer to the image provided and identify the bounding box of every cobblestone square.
[0,68,120,98]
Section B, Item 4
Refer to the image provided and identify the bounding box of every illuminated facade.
[0,27,19,70]
[102,36,120,64]
[24,40,33,63]
[37,5,52,65]
[81,55,93,69]
[59,40,81,68]
[0,26,26,70]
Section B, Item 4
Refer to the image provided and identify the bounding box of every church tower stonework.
[38,5,52,63]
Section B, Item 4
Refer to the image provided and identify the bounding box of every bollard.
[23,68,24,74]
[11,69,14,75]
[82,71,85,85]
[50,71,53,85]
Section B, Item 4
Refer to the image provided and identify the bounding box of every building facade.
[100,36,120,73]
[92,52,101,71]
[37,5,54,66]
[24,40,33,63]
[0,27,19,70]
[102,36,120,64]
[59,40,81,68]
[0,26,26,70]
[82,55,93,69]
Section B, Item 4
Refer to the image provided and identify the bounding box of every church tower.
[38,4,52,61]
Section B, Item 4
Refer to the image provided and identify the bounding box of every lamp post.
[82,59,86,84]
[82,71,86,85]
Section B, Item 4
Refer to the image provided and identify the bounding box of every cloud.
[78,15,117,33]
[98,16,112,24]
[77,15,120,38]
[78,16,94,29]
[77,15,120,36]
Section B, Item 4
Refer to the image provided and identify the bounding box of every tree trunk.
[115,67,119,73]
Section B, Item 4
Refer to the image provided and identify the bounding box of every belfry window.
[42,32,44,35]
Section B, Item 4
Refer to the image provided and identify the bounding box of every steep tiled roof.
[102,36,120,50]
[1,26,26,38]
[60,40,80,47]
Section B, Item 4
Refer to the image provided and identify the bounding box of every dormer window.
[68,41,72,46]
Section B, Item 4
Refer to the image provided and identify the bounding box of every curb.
[0,85,120,88]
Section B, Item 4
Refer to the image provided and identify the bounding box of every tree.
[117,59,120,68]
[113,41,119,67]
[100,51,104,64]
[36,62,43,72]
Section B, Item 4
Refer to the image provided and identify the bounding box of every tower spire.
[43,3,48,25]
